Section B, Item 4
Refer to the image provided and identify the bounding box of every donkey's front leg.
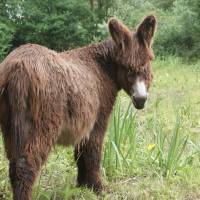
[74,121,107,192]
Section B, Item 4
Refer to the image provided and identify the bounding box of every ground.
[0,57,200,200]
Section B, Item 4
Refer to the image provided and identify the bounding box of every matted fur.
[0,15,156,200]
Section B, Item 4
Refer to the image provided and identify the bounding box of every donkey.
[0,15,156,199]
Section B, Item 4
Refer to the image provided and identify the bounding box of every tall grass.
[103,96,137,177]
[149,103,189,177]
[103,94,192,179]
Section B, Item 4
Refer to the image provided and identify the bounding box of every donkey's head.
[108,15,156,109]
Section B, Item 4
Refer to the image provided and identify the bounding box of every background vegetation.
[1,0,200,199]
[0,0,200,60]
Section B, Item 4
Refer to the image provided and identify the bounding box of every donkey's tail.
[0,59,31,158]
[0,59,24,94]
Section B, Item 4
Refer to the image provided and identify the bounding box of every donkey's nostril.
[132,95,147,109]
[133,96,147,103]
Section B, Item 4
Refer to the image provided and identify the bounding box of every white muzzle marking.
[133,80,147,99]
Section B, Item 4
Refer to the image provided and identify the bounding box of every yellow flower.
[147,143,156,151]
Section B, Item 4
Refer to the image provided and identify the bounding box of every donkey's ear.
[108,18,131,50]
[137,15,157,46]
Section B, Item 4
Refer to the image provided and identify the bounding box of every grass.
[1,56,200,199]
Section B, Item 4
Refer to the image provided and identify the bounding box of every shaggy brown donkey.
[0,15,156,200]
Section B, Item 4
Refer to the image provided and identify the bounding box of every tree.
[0,0,16,61]
[10,0,100,51]
[0,20,14,61]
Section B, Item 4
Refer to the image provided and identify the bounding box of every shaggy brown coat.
[0,15,156,200]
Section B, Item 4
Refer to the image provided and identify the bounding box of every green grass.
[1,56,200,199]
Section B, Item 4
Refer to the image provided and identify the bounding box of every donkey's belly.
[56,92,99,146]
[56,117,95,146]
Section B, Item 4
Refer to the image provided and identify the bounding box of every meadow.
[0,56,200,199]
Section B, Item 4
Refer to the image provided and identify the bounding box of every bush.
[107,0,200,59]
[1,0,200,60]
[0,20,14,61]
[11,0,100,51]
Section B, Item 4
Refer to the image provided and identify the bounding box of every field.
[0,57,200,200]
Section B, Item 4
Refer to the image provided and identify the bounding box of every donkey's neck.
[88,39,120,89]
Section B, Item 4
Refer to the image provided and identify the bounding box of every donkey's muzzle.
[132,96,147,110]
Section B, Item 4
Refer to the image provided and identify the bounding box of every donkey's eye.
[127,70,134,76]
[127,70,135,82]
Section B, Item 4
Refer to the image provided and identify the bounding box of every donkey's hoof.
[77,180,103,194]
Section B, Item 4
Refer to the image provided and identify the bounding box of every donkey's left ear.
[137,15,157,46]
[108,18,131,50]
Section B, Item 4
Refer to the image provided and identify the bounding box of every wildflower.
[147,143,156,151]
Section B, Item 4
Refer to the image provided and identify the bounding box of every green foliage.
[0,0,200,60]
[11,0,100,51]
[149,106,189,177]
[151,0,175,10]
[0,0,112,54]
[171,0,200,58]
[103,98,137,176]
[0,19,14,61]
[107,0,200,59]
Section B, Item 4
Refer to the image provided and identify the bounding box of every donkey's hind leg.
[9,156,39,200]
[1,107,58,200]
[4,130,53,200]
[6,129,56,200]
[0,93,40,200]
[2,68,62,200]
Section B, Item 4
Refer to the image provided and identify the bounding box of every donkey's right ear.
[137,15,157,47]
[108,18,131,50]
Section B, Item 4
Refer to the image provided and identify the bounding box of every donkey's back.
[0,43,102,151]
